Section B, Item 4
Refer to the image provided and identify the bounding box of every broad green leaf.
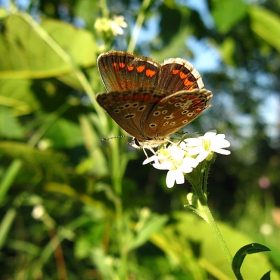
[41,19,96,68]
[0,12,97,89]
[0,106,24,138]
[249,6,280,53]
[232,243,271,280]
[261,271,271,280]
[44,182,105,209]
[219,37,236,66]
[130,214,168,250]
[211,0,248,34]
[0,14,71,78]
[150,221,208,279]
[0,141,68,181]
[43,118,84,149]
[152,24,191,62]
[74,0,99,30]
[151,212,279,280]
[0,79,40,116]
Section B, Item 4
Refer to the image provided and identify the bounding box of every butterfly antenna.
[102,135,130,142]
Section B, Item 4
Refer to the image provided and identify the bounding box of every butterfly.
[96,51,212,149]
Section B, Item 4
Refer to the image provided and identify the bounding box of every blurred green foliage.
[0,0,280,279]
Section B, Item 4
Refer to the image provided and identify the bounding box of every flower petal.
[153,161,173,170]
[196,150,209,162]
[175,170,185,185]
[213,148,231,155]
[166,170,177,188]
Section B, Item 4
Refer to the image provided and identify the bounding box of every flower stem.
[195,186,233,265]
[127,0,151,53]
[187,161,233,265]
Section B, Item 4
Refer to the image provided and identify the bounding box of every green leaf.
[131,214,168,250]
[0,141,68,181]
[0,159,22,205]
[211,0,248,34]
[0,208,17,250]
[249,6,280,53]
[261,271,271,280]
[0,106,24,139]
[77,115,108,176]
[151,212,279,280]
[0,79,40,115]
[232,243,271,280]
[219,37,236,66]
[0,14,71,78]
[0,12,97,89]
[43,118,84,149]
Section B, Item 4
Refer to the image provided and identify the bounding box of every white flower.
[143,144,199,188]
[110,16,127,35]
[143,131,231,189]
[32,205,45,220]
[184,131,230,162]
[94,16,127,37]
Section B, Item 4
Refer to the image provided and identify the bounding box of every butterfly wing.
[98,51,160,92]
[157,58,204,92]
[96,88,169,141]
[143,88,213,138]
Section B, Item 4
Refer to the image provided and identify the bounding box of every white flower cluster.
[143,131,230,188]
[94,16,127,37]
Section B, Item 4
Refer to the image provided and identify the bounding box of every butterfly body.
[96,51,212,148]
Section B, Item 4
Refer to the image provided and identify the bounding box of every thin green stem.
[202,159,211,193]
[195,186,233,265]
[186,160,232,265]
[99,0,109,18]
[0,159,22,205]
[109,132,129,278]
[127,0,151,53]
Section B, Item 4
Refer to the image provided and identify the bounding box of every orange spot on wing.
[172,69,180,75]
[184,79,194,87]
[119,62,126,68]
[180,72,187,79]
[112,62,117,68]
[146,69,156,77]
[137,65,145,73]
[127,65,134,71]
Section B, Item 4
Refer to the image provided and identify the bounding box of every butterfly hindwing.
[143,88,212,138]
[96,88,169,141]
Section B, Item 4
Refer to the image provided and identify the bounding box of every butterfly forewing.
[144,89,213,138]
[98,51,160,92]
